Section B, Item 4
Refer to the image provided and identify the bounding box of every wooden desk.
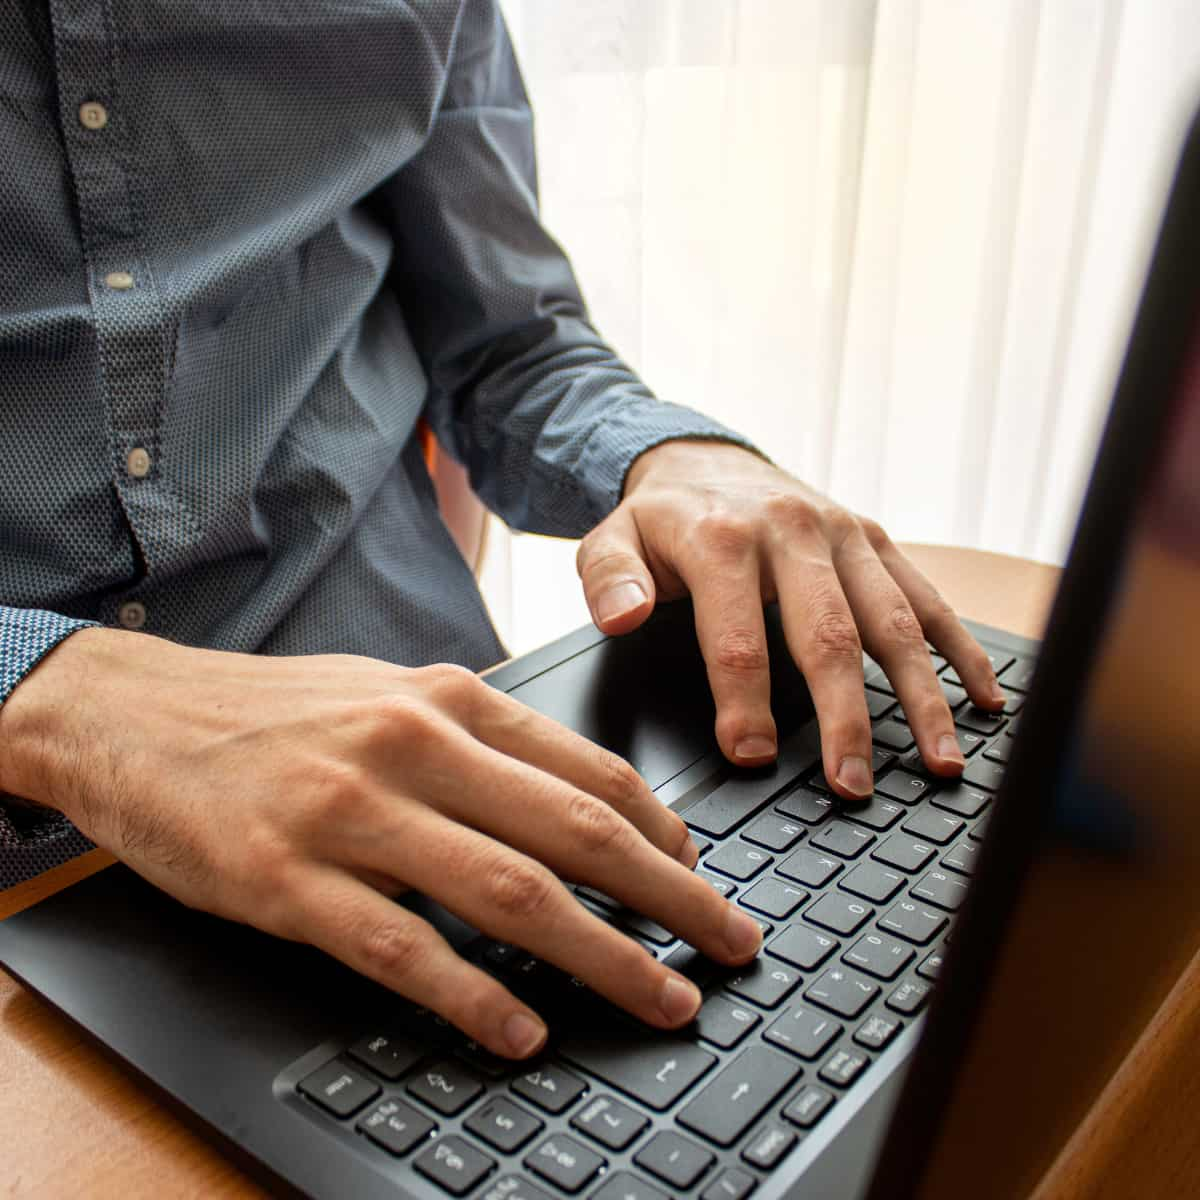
[1,546,1194,1197]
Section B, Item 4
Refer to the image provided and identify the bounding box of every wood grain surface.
[1,546,1187,1198]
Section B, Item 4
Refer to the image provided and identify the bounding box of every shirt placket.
[47,0,167,633]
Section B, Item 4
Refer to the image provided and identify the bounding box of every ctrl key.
[414,1135,496,1196]
[783,1084,835,1129]
[357,1097,435,1156]
[297,1058,380,1118]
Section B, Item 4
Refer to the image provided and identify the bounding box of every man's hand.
[577,440,1007,799]
[0,629,764,1057]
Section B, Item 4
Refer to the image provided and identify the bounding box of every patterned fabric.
[0,1,753,888]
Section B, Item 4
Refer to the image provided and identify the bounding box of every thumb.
[576,505,658,635]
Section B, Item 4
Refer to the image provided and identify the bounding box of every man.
[0,1,1003,1061]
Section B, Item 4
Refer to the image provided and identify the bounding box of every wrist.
[0,626,131,811]
[623,437,768,499]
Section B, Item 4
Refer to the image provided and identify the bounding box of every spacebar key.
[677,1046,801,1147]
[558,1036,716,1111]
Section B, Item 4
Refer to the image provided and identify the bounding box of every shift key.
[559,1035,716,1111]
[677,1046,801,1147]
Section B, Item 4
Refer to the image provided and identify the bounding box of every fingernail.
[734,735,776,761]
[660,975,702,1024]
[835,755,873,798]
[596,581,648,625]
[937,733,966,767]
[724,904,763,959]
[677,835,700,868]
[503,1011,547,1058]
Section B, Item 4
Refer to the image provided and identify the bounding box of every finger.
[576,506,657,635]
[358,809,714,1029]
[674,527,777,765]
[866,526,1006,709]
[421,726,762,964]
[467,682,698,867]
[770,548,874,800]
[280,866,550,1059]
[832,531,964,777]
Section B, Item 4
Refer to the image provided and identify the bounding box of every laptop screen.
[867,115,1200,1200]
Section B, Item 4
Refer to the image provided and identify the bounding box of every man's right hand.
[0,629,763,1059]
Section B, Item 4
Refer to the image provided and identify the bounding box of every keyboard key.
[511,1063,587,1114]
[956,707,1008,737]
[455,1040,511,1079]
[740,876,809,920]
[593,1173,669,1200]
[968,815,992,843]
[742,1123,797,1170]
[705,841,775,881]
[778,846,843,888]
[887,978,932,1014]
[479,1178,556,1200]
[681,728,822,837]
[879,900,948,945]
[984,740,1012,765]
[939,680,968,710]
[677,1046,801,1147]
[407,1061,484,1116]
[855,1014,901,1050]
[911,869,970,911]
[570,1094,648,1151]
[811,819,876,860]
[805,893,874,936]
[767,923,838,970]
[875,768,933,806]
[725,958,802,1008]
[948,651,1015,687]
[298,1059,380,1118]
[872,719,915,752]
[872,833,936,873]
[942,840,980,875]
[866,690,897,719]
[783,1084,834,1128]
[558,1036,715,1111]
[839,860,906,904]
[953,729,987,758]
[820,1048,869,1087]
[872,745,898,775]
[962,757,1006,791]
[774,786,835,825]
[635,1130,715,1189]
[616,912,676,946]
[902,808,965,845]
[931,784,991,819]
[466,1097,543,1153]
[698,871,737,898]
[842,796,906,831]
[690,835,714,857]
[525,1133,604,1194]
[843,931,915,980]
[347,1032,423,1081]
[918,949,946,981]
[575,887,619,912]
[764,1005,841,1059]
[358,1097,435,1155]
[414,1135,495,1196]
[695,994,762,1049]
[741,811,806,852]
[702,1167,758,1200]
[805,966,880,1018]
[997,655,1036,691]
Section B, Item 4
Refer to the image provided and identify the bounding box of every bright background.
[480,0,1200,654]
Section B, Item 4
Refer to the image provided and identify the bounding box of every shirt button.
[118,601,147,631]
[78,101,109,130]
[126,447,152,478]
[104,270,135,291]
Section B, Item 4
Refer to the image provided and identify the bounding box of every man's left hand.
[576,440,1007,800]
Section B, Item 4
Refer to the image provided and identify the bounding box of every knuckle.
[565,792,632,856]
[304,762,369,824]
[713,628,769,675]
[366,694,433,746]
[598,751,645,810]
[764,490,819,536]
[424,662,480,706]
[809,608,862,665]
[886,603,925,646]
[694,510,753,558]
[859,516,891,552]
[358,920,426,981]
[488,858,558,920]
[823,506,860,546]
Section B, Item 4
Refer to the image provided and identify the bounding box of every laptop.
[3,107,1200,1200]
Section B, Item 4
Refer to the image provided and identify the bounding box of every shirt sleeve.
[0,607,97,887]
[372,0,760,537]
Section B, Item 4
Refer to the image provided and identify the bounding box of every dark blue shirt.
[0,0,746,884]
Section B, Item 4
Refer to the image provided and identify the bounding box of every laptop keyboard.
[286,647,1035,1198]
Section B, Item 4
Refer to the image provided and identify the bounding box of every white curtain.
[482,0,1200,655]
